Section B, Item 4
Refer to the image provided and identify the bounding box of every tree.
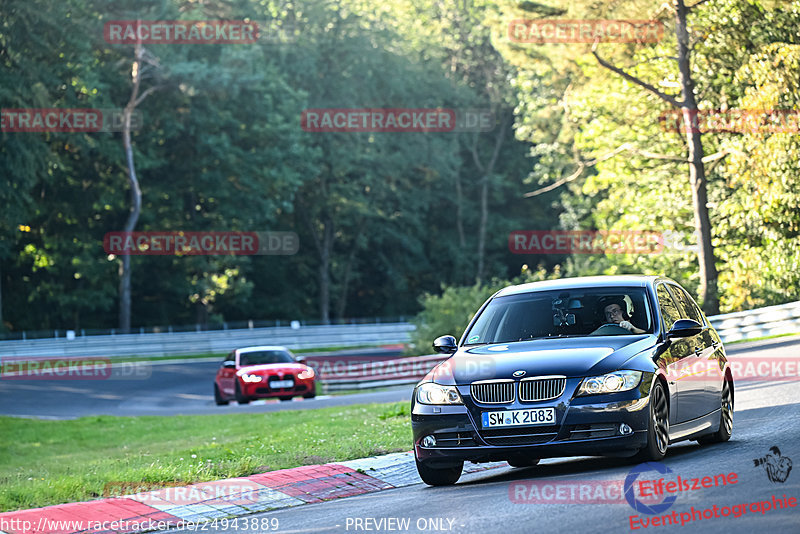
[590,0,720,314]
[117,41,164,331]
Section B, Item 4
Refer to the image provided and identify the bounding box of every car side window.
[224,351,235,364]
[656,284,682,332]
[671,286,704,325]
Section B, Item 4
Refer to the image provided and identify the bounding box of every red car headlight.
[240,373,263,383]
[297,368,315,380]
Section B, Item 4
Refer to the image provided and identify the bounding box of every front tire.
[415,457,463,486]
[214,384,229,406]
[234,382,250,404]
[633,380,669,462]
[697,378,733,444]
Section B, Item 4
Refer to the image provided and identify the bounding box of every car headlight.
[578,370,642,395]
[416,382,462,405]
[241,373,263,383]
[298,368,315,380]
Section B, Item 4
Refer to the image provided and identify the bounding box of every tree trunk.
[117,44,148,332]
[334,218,366,321]
[591,0,720,314]
[675,0,719,314]
[476,175,489,282]
[0,264,4,331]
[299,200,333,325]
[471,115,509,282]
[318,219,333,325]
[454,167,466,249]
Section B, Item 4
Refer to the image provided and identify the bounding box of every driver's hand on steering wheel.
[619,320,634,331]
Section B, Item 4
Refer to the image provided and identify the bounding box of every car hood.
[237,363,308,375]
[436,336,656,385]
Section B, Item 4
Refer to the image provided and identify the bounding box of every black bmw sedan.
[412,275,734,485]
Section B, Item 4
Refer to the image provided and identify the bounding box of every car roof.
[495,275,661,297]
[236,346,291,353]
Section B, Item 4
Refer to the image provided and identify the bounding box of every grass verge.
[726,332,799,345]
[0,402,411,512]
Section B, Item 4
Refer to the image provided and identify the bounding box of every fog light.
[619,423,633,435]
[422,435,437,447]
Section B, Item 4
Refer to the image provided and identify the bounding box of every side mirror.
[433,335,458,354]
[666,319,703,339]
[296,358,307,365]
[222,360,236,368]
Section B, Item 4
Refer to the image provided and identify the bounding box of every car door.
[663,284,709,421]
[655,283,688,425]
[670,285,720,416]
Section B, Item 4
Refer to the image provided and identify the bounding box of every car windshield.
[239,350,294,366]
[463,287,653,345]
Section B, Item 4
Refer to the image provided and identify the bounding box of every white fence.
[0,323,414,358]
[708,300,800,343]
[0,300,798,361]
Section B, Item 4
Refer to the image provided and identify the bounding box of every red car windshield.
[239,350,294,366]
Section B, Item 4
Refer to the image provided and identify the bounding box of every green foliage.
[1,0,798,333]
[409,265,559,353]
[410,281,501,353]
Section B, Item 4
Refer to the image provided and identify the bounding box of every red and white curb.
[0,453,508,534]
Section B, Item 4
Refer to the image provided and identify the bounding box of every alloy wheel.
[652,384,669,454]
[721,380,733,436]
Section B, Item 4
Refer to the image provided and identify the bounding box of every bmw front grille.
[470,380,515,404]
[470,376,566,404]
[519,376,566,402]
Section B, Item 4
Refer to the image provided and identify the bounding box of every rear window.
[463,287,653,345]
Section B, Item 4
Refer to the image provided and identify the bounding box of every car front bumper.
[240,377,315,398]
[412,379,653,464]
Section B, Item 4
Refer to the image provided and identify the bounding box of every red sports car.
[214,346,316,404]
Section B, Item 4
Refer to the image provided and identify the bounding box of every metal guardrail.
[0,323,415,358]
[315,354,448,392]
[708,300,800,343]
[1,300,797,361]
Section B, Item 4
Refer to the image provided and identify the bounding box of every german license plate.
[482,408,556,428]
[270,380,293,388]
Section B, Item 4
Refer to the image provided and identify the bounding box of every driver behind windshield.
[600,297,646,334]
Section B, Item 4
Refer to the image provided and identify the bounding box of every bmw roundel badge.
[512,370,526,378]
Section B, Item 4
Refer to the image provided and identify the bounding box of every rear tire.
[235,382,250,404]
[632,380,669,462]
[507,457,540,468]
[214,384,229,406]
[415,457,463,486]
[697,379,733,444]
